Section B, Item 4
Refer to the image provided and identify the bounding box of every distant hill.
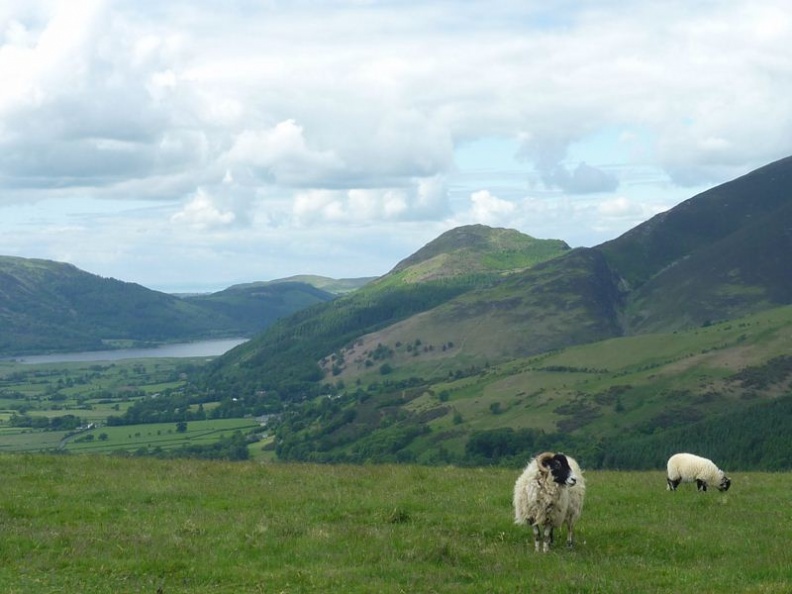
[266,275,375,294]
[196,155,792,468]
[0,258,340,356]
[386,224,569,283]
[0,256,234,355]
[183,281,335,334]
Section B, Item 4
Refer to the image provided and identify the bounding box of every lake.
[7,338,249,365]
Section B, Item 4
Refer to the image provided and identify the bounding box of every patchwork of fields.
[0,357,267,458]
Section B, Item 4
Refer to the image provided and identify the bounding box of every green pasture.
[64,418,261,454]
[0,428,68,452]
[0,455,788,593]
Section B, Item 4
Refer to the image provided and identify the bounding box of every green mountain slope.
[622,197,792,332]
[597,155,792,289]
[271,304,792,468]
[200,227,570,395]
[326,248,624,379]
[387,224,569,282]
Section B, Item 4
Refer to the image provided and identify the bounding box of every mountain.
[182,281,336,334]
[0,257,338,356]
[0,256,230,355]
[200,229,570,392]
[326,156,792,374]
[386,224,569,282]
[197,155,792,468]
[599,155,792,332]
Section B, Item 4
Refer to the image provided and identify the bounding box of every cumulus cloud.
[292,175,449,226]
[469,190,517,226]
[224,120,343,187]
[171,188,238,231]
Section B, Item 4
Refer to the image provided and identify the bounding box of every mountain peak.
[386,225,569,283]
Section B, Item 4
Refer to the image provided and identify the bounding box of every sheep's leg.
[531,525,542,552]
[542,526,553,553]
[667,477,681,490]
[566,520,575,548]
[696,479,707,492]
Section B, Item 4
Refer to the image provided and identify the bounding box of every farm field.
[0,455,789,593]
[0,357,267,457]
[65,418,262,454]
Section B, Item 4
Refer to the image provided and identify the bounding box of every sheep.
[666,452,731,492]
[513,452,585,552]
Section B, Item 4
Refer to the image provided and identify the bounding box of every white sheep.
[513,452,585,552]
[666,452,731,492]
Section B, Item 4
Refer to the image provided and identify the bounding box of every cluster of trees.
[600,393,792,471]
[105,393,208,426]
[9,413,83,431]
[117,431,251,461]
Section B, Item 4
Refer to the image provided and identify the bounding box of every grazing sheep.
[666,453,731,492]
[513,452,585,552]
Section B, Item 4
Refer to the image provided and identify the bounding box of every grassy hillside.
[327,248,625,375]
[202,226,570,398]
[387,224,570,282]
[0,455,788,593]
[272,305,792,468]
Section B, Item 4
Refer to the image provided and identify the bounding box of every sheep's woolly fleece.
[667,453,731,492]
[513,452,585,552]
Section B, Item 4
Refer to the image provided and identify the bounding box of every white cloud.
[224,120,343,187]
[171,188,237,231]
[469,190,517,227]
[292,175,449,226]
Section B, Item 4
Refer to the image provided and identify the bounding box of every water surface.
[8,338,248,364]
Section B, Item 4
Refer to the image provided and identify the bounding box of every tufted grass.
[0,455,789,593]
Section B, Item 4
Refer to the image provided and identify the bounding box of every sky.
[1,1,791,293]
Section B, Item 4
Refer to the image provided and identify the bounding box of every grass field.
[0,455,788,593]
[65,418,262,454]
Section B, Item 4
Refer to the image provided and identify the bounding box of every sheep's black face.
[718,476,731,492]
[542,453,577,486]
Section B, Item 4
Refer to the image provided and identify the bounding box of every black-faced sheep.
[513,452,585,552]
[666,452,731,492]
